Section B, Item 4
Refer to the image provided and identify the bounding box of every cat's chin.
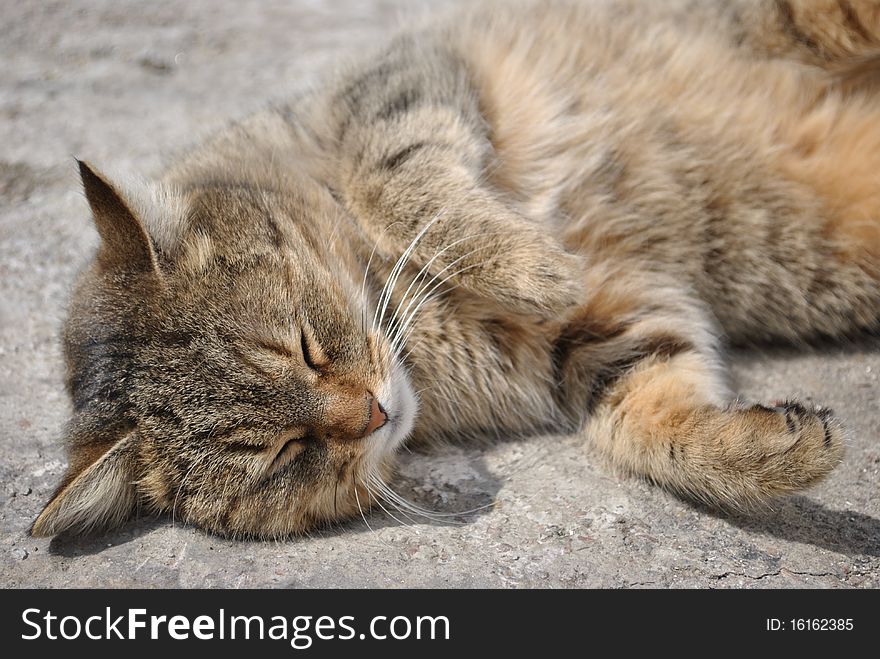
[365,361,418,464]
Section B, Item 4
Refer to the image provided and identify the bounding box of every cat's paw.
[464,235,584,318]
[737,400,845,495]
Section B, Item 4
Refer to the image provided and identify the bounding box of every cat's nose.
[364,397,387,437]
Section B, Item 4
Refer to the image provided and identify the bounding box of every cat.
[31,0,880,539]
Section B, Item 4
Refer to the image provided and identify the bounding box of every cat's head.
[31,161,417,539]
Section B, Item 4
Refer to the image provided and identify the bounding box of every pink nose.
[364,397,387,437]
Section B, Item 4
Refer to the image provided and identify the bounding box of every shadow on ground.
[712,497,880,558]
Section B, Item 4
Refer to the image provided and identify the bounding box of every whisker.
[360,237,383,333]
[372,486,459,525]
[369,473,495,521]
[389,240,510,357]
[390,264,482,359]
[412,383,460,406]
[386,244,494,351]
[353,480,376,534]
[366,467,424,523]
[383,231,500,341]
[389,476,495,518]
[367,475,448,523]
[364,478,418,531]
[374,210,446,332]
[394,285,459,357]
[385,232,504,328]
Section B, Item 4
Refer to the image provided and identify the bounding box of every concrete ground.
[1,0,878,589]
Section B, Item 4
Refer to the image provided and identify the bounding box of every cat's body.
[32,0,880,538]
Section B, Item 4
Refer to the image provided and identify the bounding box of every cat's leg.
[555,268,844,508]
[323,37,582,317]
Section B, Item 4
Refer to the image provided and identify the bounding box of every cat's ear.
[30,430,141,537]
[77,159,159,272]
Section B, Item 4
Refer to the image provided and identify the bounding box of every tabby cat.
[32,0,880,539]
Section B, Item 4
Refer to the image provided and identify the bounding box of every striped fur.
[33,0,880,538]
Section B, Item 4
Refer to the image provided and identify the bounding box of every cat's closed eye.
[238,330,328,378]
[220,426,309,476]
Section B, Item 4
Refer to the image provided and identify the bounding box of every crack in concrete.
[710,568,835,581]
[710,570,780,581]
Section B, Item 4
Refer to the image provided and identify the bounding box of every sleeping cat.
[31,0,880,539]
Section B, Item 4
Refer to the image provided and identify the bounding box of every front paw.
[464,237,584,317]
[738,401,845,493]
[506,251,583,317]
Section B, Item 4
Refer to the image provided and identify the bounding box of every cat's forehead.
[149,185,362,337]
[158,183,335,276]
[186,185,313,250]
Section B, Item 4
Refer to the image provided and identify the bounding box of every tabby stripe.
[143,404,183,424]
[378,141,431,172]
[817,407,835,449]
[224,441,268,455]
[578,334,695,416]
[784,410,797,434]
[838,0,874,43]
[263,212,285,250]
[774,0,827,59]
[592,335,694,392]
[335,59,405,142]
[156,330,196,348]
[375,87,423,122]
